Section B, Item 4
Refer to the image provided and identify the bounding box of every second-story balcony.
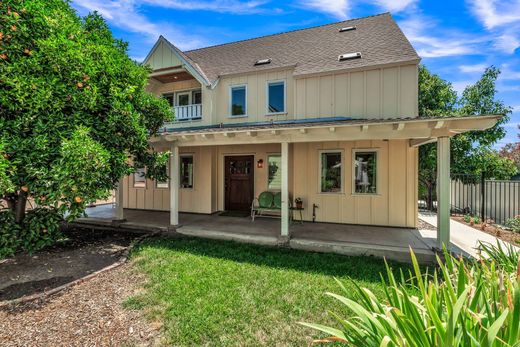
[174,104,202,121]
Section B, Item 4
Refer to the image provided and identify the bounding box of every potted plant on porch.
[294,198,303,209]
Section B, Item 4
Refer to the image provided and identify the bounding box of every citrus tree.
[0,0,171,256]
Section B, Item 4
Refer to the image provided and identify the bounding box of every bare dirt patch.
[0,264,160,346]
[0,228,138,301]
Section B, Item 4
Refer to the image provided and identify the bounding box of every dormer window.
[338,52,361,61]
[254,58,271,66]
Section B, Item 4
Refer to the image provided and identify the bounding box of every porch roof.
[151,114,501,147]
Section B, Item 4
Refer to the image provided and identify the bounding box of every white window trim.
[318,150,344,194]
[176,91,191,106]
[351,148,379,196]
[180,154,195,190]
[133,168,147,189]
[229,84,248,118]
[267,153,281,191]
[266,79,286,115]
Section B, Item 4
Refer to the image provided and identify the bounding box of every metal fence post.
[480,172,485,221]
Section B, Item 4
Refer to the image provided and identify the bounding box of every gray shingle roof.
[180,13,419,84]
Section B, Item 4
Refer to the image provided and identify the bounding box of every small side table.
[289,207,304,224]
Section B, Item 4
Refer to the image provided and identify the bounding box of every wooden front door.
[225,155,254,211]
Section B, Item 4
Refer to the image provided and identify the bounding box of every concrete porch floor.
[76,204,437,263]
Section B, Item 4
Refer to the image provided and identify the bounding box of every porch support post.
[114,179,125,220]
[170,143,180,226]
[281,142,289,237]
[436,136,451,249]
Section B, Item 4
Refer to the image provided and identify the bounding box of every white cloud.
[72,0,210,50]
[298,0,349,20]
[459,64,487,73]
[141,0,270,14]
[399,17,488,58]
[470,0,520,29]
[468,0,520,55]
[494,34,520,54]
[452,80,473,95]
[373,0,416,12]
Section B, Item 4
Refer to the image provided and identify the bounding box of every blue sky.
[71,0,519,147]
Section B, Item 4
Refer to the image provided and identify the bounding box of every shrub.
[474,215,481,224]
[506,216,520,233]
[300,249,520,346]
[464,214,472,223]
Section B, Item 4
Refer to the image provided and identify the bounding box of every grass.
[126,237,413,346]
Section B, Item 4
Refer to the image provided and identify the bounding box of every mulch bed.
[0,228,138,301]
[418,219,436,231]
[452,216,520,246]
[0,264,161,346]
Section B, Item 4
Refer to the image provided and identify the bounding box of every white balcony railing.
[174,104,202,121]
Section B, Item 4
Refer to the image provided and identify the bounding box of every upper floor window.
[354,151,377,194]
[163,93,174,107]
[192,90,202,104]
[267,80,285,114]
[134,168,146,188]
[230,85,247,117]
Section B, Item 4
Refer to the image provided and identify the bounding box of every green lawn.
[126,237,412,346]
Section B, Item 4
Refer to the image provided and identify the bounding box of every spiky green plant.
[300,249,520,346]
[479,241,520,274]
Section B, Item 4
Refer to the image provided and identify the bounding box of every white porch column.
[436,136,451,249]
[281,142,290,237]
[114,179,125,221]
[170,143,180,226]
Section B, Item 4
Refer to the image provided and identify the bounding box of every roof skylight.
[254,58,271,66]
[338,26,356,32]
[338,52,361,61]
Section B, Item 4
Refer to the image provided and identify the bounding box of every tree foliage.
[0,0,171,256]
[418,65,517,209]
[499,125,520,172]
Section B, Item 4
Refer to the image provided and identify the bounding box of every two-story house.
[112,13,499,253]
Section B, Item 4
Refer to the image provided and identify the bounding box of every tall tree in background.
[418,66,517,210]
[0,0,171,256]
[499,125,520,172]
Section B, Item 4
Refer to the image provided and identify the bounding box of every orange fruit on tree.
[21,186,28,192]
[74,196,82,203]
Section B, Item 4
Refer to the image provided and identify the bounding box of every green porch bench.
[251,191,283,221]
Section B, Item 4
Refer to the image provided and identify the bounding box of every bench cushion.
[258,191,274,208]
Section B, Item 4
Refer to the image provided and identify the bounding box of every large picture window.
[320,152,342,193]
[267,81,285,114]
[180,155,194,189]
[133,168,146,188]
[230,85,247,116]
[267,155,281,190]
[354,151,377,194]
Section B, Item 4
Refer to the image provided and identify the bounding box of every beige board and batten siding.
[294,64,418,119]
[122,146,216,214]
[146,39,183,70]
[214,69,294,124]
[292,139,418,228]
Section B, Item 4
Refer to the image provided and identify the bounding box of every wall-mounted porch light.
[257,159,264,168]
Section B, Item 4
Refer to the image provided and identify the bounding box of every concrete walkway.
[418,212,507,258]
